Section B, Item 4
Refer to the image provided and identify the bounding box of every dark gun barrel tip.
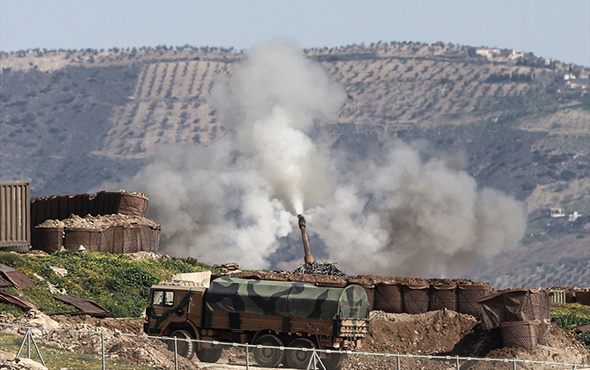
[297,214,306,227]
[296,213,314,264]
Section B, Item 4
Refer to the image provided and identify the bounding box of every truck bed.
[207,310,368,338]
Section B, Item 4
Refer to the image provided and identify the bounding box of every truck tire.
[167,330,194,359]
[195,345,222,363]
[284,338,315,369]
[323,352,344,370]
[252,334,284,367]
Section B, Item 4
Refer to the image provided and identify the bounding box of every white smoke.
[212,38,345,214]
[309,141,526,276]
[126,140,293,267]
[123,38,526,276]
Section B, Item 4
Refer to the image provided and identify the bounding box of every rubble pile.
[292,261,346,276]
[213,262,240,273]
[37,214,158,229]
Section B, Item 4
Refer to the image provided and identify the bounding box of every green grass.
[0,251,217,318]
[562,198,590,215]
[0,332,153,370]
[551,303,590,348]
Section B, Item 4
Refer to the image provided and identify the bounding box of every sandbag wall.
[30,191,159,254]
[477,288,551,351]
[357,280,491,316]
[31,191,148,226]
[33,221,160,254]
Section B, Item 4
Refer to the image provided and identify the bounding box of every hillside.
[0,42,589,287]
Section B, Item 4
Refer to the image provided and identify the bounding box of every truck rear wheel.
[167,330,194,359]
[195,344,222,363]
[252,334,284,367]
[284,338,315,369]
[323,352,344,370]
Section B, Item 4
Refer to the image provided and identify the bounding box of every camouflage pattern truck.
[144,276,370,368]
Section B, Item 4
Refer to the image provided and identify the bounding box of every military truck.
[144,276,370,368]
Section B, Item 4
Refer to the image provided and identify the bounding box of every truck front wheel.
[167,330,194,359]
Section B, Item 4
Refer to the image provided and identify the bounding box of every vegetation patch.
[474,87,558,114]
[551,303,590,348]
[0,251,215,318]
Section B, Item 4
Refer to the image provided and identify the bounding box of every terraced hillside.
[0,42,588,287]
[318,44,540,128]
[98,59,231,157]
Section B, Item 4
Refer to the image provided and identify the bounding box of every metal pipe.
[174,337,178,370]
[297,214,315,264]
[102,332,106,370]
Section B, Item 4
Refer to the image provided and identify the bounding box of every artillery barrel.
[297,214,315,264]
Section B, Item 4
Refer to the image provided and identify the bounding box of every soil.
[0,307,588,370]
[341,311,590,369]
[37,214,159,229]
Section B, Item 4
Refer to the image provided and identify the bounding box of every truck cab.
[144,283,206,337]
[144,272,219,362]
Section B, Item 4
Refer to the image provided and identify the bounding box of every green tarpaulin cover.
[206,277,369,320]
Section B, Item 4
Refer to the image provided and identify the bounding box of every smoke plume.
[309,141,526,276]
[211,38,345,214]
[123,38,526,277]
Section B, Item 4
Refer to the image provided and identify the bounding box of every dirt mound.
[364,309,479,354]
[229,270,485,286]
[37,213,158,229]
[341,309,589,369]
[0,311,193,369]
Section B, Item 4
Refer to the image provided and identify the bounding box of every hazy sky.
[1,0,589,66]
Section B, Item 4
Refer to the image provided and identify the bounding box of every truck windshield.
[152,290,174,306]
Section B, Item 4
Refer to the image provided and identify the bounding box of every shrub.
[552,313,590,330]
[559,170,576,181]
[579,331,590,348]
[552,303,590,348]
[521,181,536,191]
